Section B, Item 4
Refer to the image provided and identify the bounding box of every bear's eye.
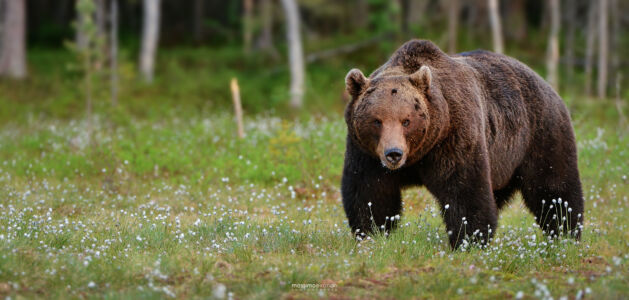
[402,119,410,127]
[373,119,382,127]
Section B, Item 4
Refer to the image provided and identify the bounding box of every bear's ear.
[345,68,368,98]
[409,65,432,92]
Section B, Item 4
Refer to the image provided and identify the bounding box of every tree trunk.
[597,0,608,99]
[505,0,526,43]
[193,0,204,43]
[546,0,560,90]
[76,4,87,50]
[0,0,4,55]
[110,0,118,106]
[609,0,620,92]
[400,0,411,36]
[243,0,253,54]
[447,0,459,54]
[0,0,27,79]
[95,0,106,70]
[95,0,106,37]
[465,0,479,42]
[140,0,161,83]
[280,0,305,109]
[563,0,577,81]
[487,0,504,54]
[584,0,597,97]
[258,0,279,59]
[259,0,273,49]
[353,0,369,29]
[408,0,428,26]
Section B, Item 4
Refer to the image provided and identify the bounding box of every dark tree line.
[1,0,627,101]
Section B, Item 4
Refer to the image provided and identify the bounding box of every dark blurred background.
[0,0,626,121]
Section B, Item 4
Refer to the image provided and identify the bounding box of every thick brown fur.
[342,40,584,249]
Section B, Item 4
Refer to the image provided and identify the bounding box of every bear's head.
[345,66,436,170]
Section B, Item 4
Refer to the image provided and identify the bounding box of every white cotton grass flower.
[213,283,226,299]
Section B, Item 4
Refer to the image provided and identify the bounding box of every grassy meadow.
[0,47,628,299]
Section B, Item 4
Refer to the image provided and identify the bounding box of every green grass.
[0,38,628,298]
[0,96,627,299]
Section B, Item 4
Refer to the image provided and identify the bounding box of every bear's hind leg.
[519,152,584,239]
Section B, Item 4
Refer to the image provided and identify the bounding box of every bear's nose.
[385,148,403,164]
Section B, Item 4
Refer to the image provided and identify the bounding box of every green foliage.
[67,0,105,71]
[367,0,400,35]
[65,0,109,123]
[4,28,627,124]
[0,100,627,298]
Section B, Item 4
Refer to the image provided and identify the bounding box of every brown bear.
[342,39,584,249]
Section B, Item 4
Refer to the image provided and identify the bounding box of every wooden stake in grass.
[230,78,245,139]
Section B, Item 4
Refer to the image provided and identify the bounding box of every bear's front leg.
[426,156,498,249]
[341,138,402,239]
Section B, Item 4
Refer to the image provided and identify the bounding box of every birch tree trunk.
[243,0,253,54]
[563,0,577,81]
[609,0,620,91]
[354,0,369,29]
[506,0,526,43]
[76,6,87,50]
[95,0,106,38]
[0,0,27,79]
[110,0,118,105]
[488,0,504,54]
[280,0,305,109]
[258,0,279,59]
[0,0,4,55]
[447,0,459,54]
[546,0,560,90]
[140,0,161,83]
[597,0,608,99]
[259,0,273,49]
[584,0,597,97]
[95,0,106,70]
[408,0,428,26]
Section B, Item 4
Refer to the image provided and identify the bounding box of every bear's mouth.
[381,161,405,170]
